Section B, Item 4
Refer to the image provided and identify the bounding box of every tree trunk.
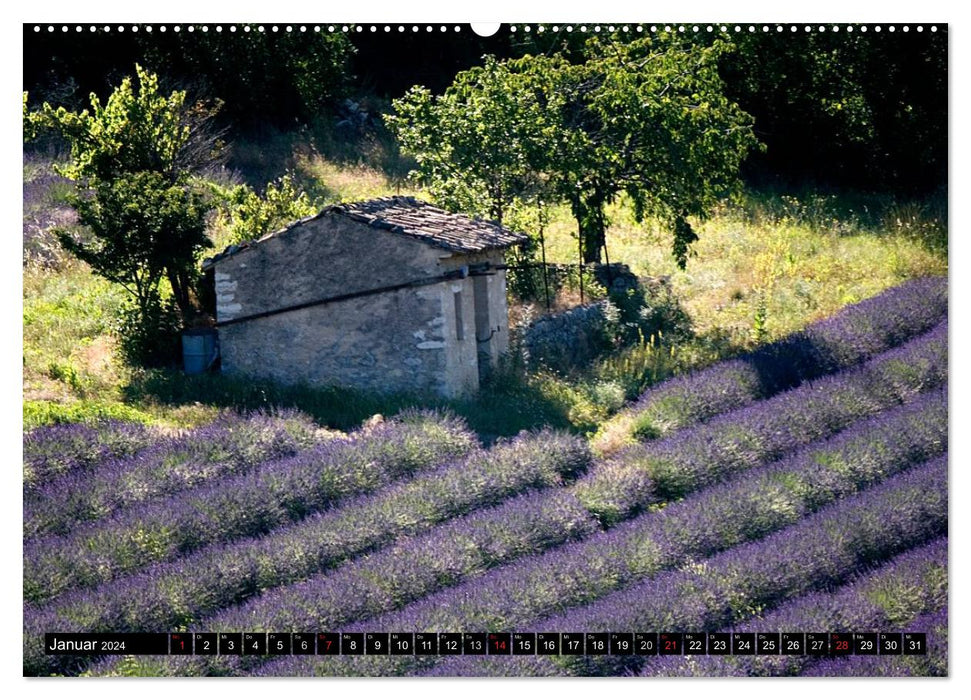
[166,267,194,323]
[571,193,606,264]
[581,227,603,264]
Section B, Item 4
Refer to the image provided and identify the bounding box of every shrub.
[115,295,182,368]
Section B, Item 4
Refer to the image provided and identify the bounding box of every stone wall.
[211,215,493,397]
[519,300,614,372]
[218,284,461,394]
[516,265,688,374]
[213,215,444,324]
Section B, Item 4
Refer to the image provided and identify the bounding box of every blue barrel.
[182,328,218,374]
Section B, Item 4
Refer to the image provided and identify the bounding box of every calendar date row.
[45,631,927,656]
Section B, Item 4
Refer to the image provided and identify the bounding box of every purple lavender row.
[23,412,476,605]
[253,439,947,677]
[639,537,947,676]
[424,538,948,679]
[514,456,949,678]
[598,276,947,450]
[25,410,325,538]
[88,489,598,678]
[25,432,591,676]
[98,389,944,678]
[418,457,947,679]
[577,319,947,521]
[803,607,947,677]
[23,419,158,492]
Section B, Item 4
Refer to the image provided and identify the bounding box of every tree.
[25,65,217,363]
[545,34,761,265]
[387,54,556,227]
[137,30,353,130]
[720,30,946,192]
[210,173,319,246]
[62,171,209,320]
[388,34,760,268]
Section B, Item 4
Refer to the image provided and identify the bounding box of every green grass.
[22,153,948,436]
[23,259,128,404]
[541,188,947,349]
[591,328,736,401]
[119,364,604,442]
[23,399,157,431]
[292,152,417,203]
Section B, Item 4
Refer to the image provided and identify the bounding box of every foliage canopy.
[27,66,200,183]
[25,65,216,364]
[389,34,761,267]
[138,30,353,129]
[61,172,209,308]
[387,55,554,227]
[210,174,319,246]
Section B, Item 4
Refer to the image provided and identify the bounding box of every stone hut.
[202,196,527,397]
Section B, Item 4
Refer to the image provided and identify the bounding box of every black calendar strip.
[44,632,928,656]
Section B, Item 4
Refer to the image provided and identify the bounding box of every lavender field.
[22,278,948,677]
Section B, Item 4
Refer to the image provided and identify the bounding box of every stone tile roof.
[334,196,528,253]
[203,196,527,268]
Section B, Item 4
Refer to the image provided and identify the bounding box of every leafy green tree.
[27,66,200,183]
[25,65,217,363]
[547,35,760,265]
[210,173,319,245]
[387,54,555,227]
[62,171,209,318]
[388,35,759,268]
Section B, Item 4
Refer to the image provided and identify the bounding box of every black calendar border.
[42,631,929,656]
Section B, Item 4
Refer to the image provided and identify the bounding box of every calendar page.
[22,16,949,681]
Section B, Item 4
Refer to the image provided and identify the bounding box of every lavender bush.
[23,412,475,604]
[25,432,591,676]
[600,276,947,448]
[639,537,947,676]
[89,489,597,677]
[418,458,946,678]
[23,420,157,492]
[254,452,946,677]
[578,320,947,521]
[25,409,324,537]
